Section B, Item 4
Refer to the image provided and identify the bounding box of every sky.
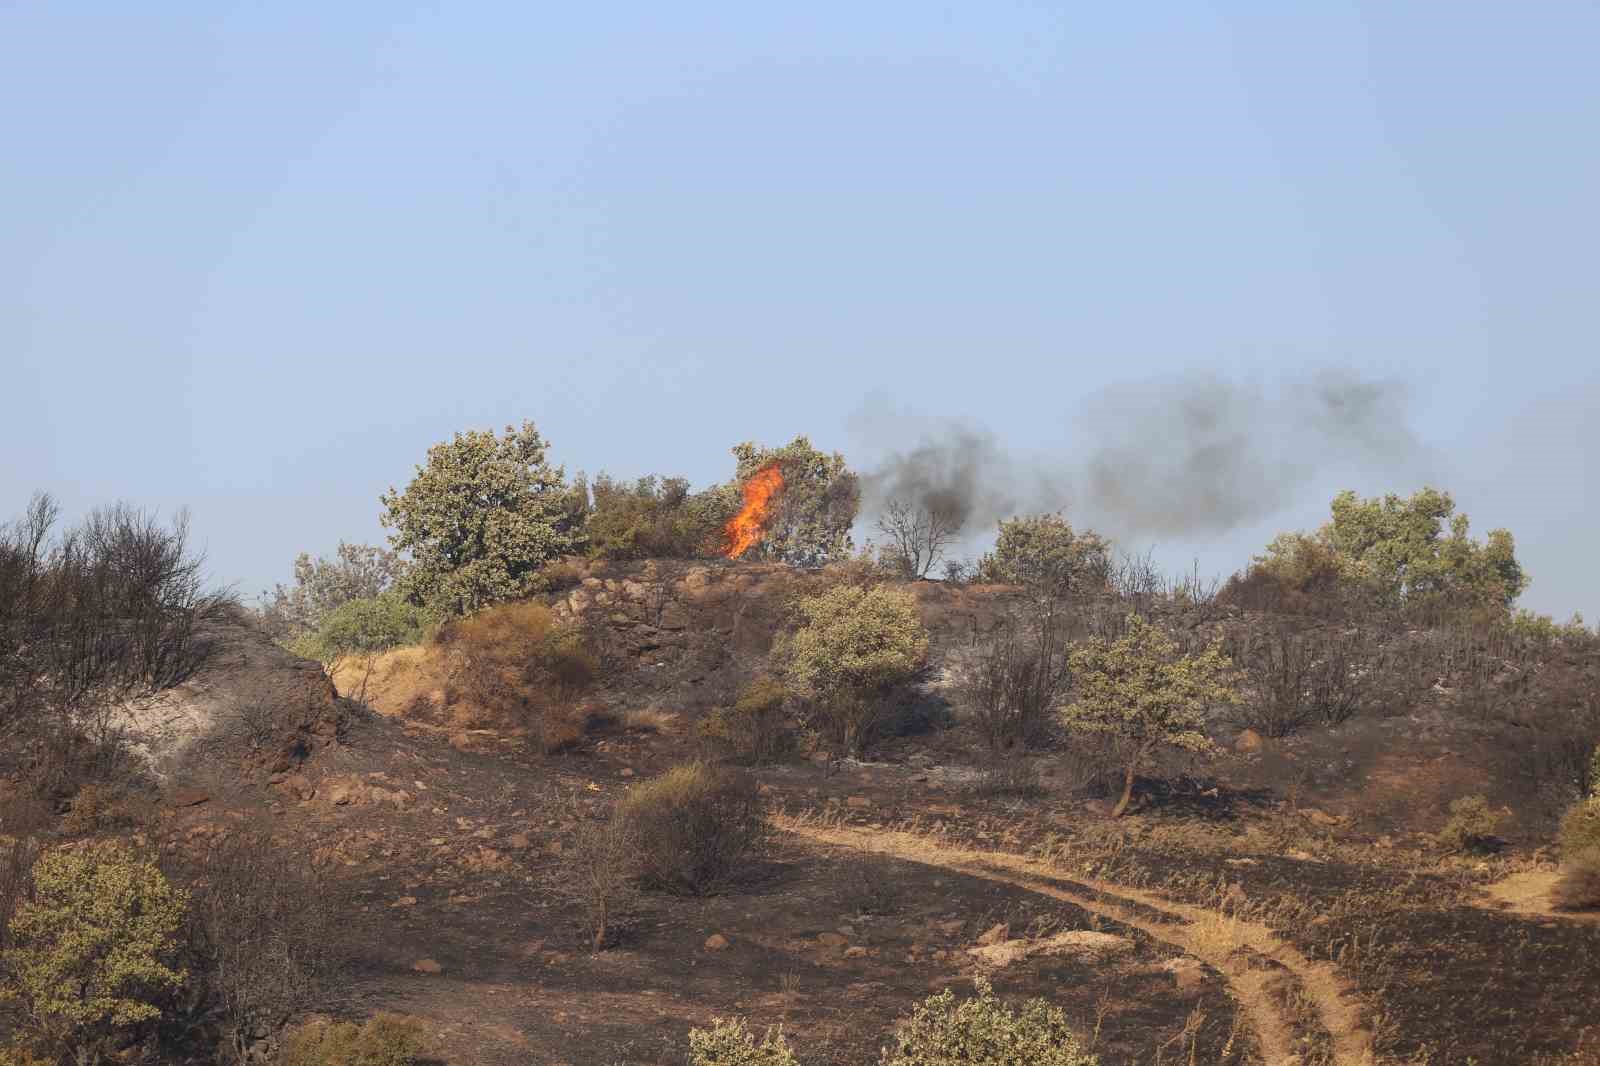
[2,2,1596,617]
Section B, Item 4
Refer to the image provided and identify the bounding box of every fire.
[723,463,785,558]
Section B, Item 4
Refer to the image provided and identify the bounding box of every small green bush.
[281,1013,432,1066]
[615,762,765,895]
[880,978,1097,1066]
[1438,795,1503,852]
[687,1017,800,1066]
[698,678,791,765]
[0,841,188,1059]
[298,593,434,664]
[1559,797,1600,856]
[1553,848,1600,912]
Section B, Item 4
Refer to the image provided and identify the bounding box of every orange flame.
[723,463,785,558]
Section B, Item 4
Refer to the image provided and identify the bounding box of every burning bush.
[725,437,859,566]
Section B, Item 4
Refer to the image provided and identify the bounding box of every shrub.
[257,542,405,645]
[698,678,790,765]
[1590,746,1600,797]
[435,602,597,748]
[380,421,585,616]
[281,1013,432,1066]
[176,831,349,1062]
[1553,848,1600,912]
[977,514,1111,602]
[880,978,1098,1066]
[1559,797,1600,856]
[584,474,732,560]
[688,1017,800,1066]
[1061,614,1238,817]
[562,803,639,951]
[0,841,188,1061]
[775,584,928,755]
[304,593,434,662]
[950,614,1070,751]
[1438,795,1503,852]
[615,762,765,895]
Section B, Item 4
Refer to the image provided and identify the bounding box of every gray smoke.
[857,369,1423,541]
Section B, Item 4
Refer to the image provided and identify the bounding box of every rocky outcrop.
[107,611,343,779]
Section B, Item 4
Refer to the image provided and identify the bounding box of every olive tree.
[379,422,583,616]
[257,542,404,644]
[1061,614,1239,817]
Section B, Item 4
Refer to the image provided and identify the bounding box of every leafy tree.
[290,593,434,665]
[977,514,1111,601]
[1,841,188,1064]
[1061,614,1239,817]
[1257,488,1526,616]
[258,543,404,644]
[584,473,735,560]
[774,583,928,754]
[379,422,583,616]
[729,437,859,566]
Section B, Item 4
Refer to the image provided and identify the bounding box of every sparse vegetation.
[875,499,958,579]
[1552,849,1600,912]
[698,677,791,765]
[614,762,765,895]
[1559,797,1600,856]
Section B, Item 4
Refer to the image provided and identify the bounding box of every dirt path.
[781,819,1375,1066]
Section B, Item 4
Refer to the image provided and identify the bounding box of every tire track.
[782,819,1374,1066]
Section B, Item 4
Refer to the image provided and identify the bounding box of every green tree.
[775,583,928,754]
[729,437,859,566]
[1,841,188,1065]
[257,543,405,644]
[379,422,583,616]
[977,514,1112,600]
[1259,488,1527,615]
[1062,614,1239,817]
[583,473,735,560]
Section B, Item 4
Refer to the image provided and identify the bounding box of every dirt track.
[782,818,1375,1066]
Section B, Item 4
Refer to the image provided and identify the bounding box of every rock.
[975,923,1010,947]
[280,774,315,800]
[325,780,361,806]
[844,946,869,958]
[168,789,210,808]
[391,896,418,908]
[620,768,635,778]
[934,919,965,936]
[412,958,442,975]
[1234,729,1264,754]
[907,753,936,769]
[846,795,873,810]
[704,934,730,951]
[816,932,849,949]
[1163,957,1206,991]
[507,832,532,850]
[1301,808,1343,828]
[969,931,1134,970]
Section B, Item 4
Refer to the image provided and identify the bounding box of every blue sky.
[3,2,1596,616]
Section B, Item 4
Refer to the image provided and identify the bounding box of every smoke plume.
[857,370,1424,542]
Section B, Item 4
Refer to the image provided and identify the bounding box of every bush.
[1438,795,1503,852]
[977,514,1111,601]
[584,474,732,560]
[727,437,860,566]
[880,978,1098,1066]
[0,841,188,1061]
[435,602,597,749]
[302,593,434,663]
[281,1013,432,1066]
[176,831,349,1062]
[1590,746,1600,797]
[1559,797,1600,856]
[950,615,1069,751]
[380,421,585,616]
[698,678,791,765]
[1553,848,1600,912]
[688,1017,800,1066]
[615,762,765,895]
[257,542,405,645]
[562,803,639,951]
[775,584,928,755]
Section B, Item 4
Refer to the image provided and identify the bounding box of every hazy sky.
[3,2,1596,617]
